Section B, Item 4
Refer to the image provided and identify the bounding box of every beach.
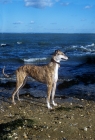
[0,89,95,140]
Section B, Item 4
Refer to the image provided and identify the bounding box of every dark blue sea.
[0,33,95,99]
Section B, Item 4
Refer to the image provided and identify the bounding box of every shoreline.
[0,91,95,139]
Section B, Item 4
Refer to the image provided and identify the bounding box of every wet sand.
[0,92,95,140]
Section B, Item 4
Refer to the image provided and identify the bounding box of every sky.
[0,0,95,33]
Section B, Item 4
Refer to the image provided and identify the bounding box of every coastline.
[0,89,95,140]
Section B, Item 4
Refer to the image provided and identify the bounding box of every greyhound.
[2,50,68,109]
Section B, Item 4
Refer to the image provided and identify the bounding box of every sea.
[0,33,95,99]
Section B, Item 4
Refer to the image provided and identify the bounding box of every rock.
[23,133,28,139]
[0,81,31,88]
[84,127,88,131]
[57,79,79,90]
[57,73,95,90]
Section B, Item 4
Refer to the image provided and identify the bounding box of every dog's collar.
[51,58,60,65]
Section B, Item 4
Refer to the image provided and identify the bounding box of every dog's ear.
[55,50,59,54]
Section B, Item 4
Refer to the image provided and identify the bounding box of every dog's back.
[16,63,55,84]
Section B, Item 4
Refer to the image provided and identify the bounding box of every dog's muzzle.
[62,56,68,61]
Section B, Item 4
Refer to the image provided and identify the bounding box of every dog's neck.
[51,58,60,66]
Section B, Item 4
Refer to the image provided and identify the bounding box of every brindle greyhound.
[3,50,68,109]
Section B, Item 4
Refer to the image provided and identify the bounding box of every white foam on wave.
[24,57,47,63]
[84,43,95,53]
[1,43,7,46]
[71,44,95,53]
[87,43,95,47]
[17,42,22,44]
[72,45,78,48]
[80,46,87,50]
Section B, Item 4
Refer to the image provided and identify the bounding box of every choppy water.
[0,33,95,98]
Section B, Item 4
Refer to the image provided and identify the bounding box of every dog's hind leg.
[12,83,26,104]
[12,85,22,104]
[46,84,52,109]
[16,90,20,101]
[12,71,27,105]
[51,82,57,106]
[16,77,27,101]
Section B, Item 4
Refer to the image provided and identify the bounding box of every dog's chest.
[53,64,59,81]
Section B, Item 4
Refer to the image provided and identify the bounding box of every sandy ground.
[0,93,95,140]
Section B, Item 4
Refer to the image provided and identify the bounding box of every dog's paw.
[52,101,57,106]
[48,106,52,109]
[47,103,52,109]
[18,98,23,102]
[12,101,16,105]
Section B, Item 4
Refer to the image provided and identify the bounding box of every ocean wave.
[86,43,95,47]
[17,42,22,45]
[0,41,23,47]
[65,43,95,54]
[23,57,47,63]
[0,43,11,47]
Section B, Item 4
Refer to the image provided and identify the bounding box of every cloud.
[84,5,92,9]
[13,21,23,24]
[24,0,53,8]
[61,2,70,6]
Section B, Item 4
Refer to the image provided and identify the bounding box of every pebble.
[54,128,57,131]
[13,133,17,136]
[23,133,28,138]
[48,135,51,138]
[80,114,84,117]
[47,126,49,129]
[8,135,12,138]
[15,136,18,139]
[70,116,74,120]
[18,126,22,130]
[34,125,37,128]
[41,128,43,131]
[84,127,87,131]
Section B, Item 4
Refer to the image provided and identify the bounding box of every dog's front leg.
[47,84,52,109]
[51,82,57,106]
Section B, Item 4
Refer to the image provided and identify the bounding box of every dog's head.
[53,50,68,62]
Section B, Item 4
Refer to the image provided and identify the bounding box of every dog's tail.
[2,66,13,78]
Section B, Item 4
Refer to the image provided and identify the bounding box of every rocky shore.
[0,91,95,140]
